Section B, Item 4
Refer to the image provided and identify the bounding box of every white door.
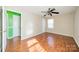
[2,9,7,52]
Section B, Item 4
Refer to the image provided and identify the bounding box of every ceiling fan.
[41,8,59,16]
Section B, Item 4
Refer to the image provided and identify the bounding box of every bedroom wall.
[45,12,74,37]
[74,7,79,47]
[21,13,42,40]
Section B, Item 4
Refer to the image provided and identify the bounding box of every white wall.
[21,13,42,40]
[45,13,74,37]
[74,7,79,47]
[41,16,46,32]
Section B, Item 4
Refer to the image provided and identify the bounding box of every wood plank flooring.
[6,32,79,52]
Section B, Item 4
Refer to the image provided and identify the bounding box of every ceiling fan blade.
[41,11,47,13]
[50,8,55,12]
[48,8,51,11]
[44,15,46,16]
[52,12,59,14]
[49,13,52,16]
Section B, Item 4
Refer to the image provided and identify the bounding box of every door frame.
[0,9,2,52]
[2,9,21,52]
[6,10,21,39]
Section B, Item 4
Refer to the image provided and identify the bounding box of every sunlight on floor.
[27,38,46,52]
[27,38,38,47]
[47,36,54,48]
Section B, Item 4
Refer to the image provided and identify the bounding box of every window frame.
[47,18,54,29]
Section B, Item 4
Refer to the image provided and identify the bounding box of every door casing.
[6,10,21,39]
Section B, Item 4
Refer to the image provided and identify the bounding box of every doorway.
[5,10,21,51]
[6,11,21,40]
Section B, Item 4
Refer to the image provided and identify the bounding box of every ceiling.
[25,6,77,16]
[6,6,77,16]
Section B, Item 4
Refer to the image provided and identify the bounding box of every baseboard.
[21,32,73,40]
[21,32,43,40]
[73,37,79,47]
[47,32,79,47]
[46,31,73,38]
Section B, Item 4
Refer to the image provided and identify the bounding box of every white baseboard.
[47,31,73,37]
[21,32,74,40]
[21,32,43,40]
[73,37,79,47]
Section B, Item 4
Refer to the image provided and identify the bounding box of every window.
[48,19,54,29]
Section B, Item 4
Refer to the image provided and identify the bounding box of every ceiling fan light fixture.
[42,8,59,16]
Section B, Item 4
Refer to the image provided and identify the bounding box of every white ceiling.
[6,6,77,16]
[25,6,77,16]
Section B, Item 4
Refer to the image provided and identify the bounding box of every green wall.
[7,13,13,39]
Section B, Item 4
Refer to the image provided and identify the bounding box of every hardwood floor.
[6,32,79,52]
